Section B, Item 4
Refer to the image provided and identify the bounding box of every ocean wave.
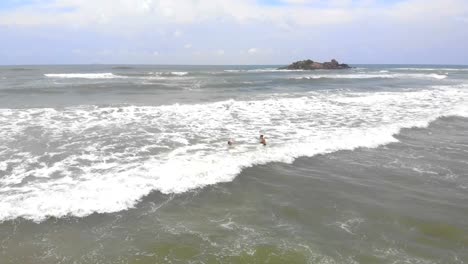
[249,68,305,73]
[112,66,134,70]
[392,67,468,71]
[169,71,189,76]
[8,68,34,71]
[44,73,126,79]
[149,71,189,76]
[224,69,304,73]
[44,71,189,80]
[0,87,467,222]
[293,73,447,80]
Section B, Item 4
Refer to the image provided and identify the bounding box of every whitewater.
[0,82,467,221]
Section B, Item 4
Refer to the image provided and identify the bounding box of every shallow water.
[0,64,467,263]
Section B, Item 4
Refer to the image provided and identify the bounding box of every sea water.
[0,64,467,263]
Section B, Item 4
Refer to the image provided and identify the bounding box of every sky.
[0,0,467,65]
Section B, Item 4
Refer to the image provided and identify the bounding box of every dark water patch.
[115,72,153,77]
[0,87,66,94]
[7,68,35,71]
[112,66,134,70]
[401,217,468,247]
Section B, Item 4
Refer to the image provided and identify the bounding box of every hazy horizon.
[1,62,468,67]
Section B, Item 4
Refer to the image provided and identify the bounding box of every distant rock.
[280,59,351,70]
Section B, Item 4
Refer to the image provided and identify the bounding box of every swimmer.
[228,139,234,146]
[259,135,266,146]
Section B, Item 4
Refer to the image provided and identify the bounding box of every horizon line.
[1,63,468,67]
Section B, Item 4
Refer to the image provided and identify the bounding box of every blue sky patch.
[0,0,37,10]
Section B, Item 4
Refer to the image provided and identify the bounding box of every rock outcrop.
[280,59,351,70]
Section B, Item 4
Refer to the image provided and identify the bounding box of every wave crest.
[44,73,125,79]
[293,73,447,80]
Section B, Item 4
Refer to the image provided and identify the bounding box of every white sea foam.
[149,71,189,76]
[0,86,467,222]
[249,68,304,73]
[45,72,189,81]
[393,67,468,71]
[44,73,126,79]
[224,69,304,73]
[170,71,189,76]
[294,73,447,80]
[335,218,365,235]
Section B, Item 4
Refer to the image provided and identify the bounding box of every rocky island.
[280,59,351,70]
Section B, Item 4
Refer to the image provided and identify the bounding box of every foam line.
[44,73,126,79]
[293,73,447,80]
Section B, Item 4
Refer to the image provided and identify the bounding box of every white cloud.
[0,0,467,64]
[385,0,468,23]
[173,30,183,37]
[247,48,257,54]
[0,0,465,29]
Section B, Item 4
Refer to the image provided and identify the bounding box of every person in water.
[228,139,234,146]
[260,135,266,145]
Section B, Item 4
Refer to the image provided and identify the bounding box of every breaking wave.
[0,86,467,222]
[224,69,304,73]
[392,67,468,71]
[293,73,447,80]
[44,72,189,80]
[45,73,126,79]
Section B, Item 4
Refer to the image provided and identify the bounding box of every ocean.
[0,64,467,263]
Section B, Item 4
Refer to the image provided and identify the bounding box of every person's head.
[228,140,233,145]
[260,135,264,138]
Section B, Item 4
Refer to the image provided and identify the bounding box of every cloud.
[247,48,257,54]
[173,30,183,37]
[0,0,467,64]
[1,0,465,30]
